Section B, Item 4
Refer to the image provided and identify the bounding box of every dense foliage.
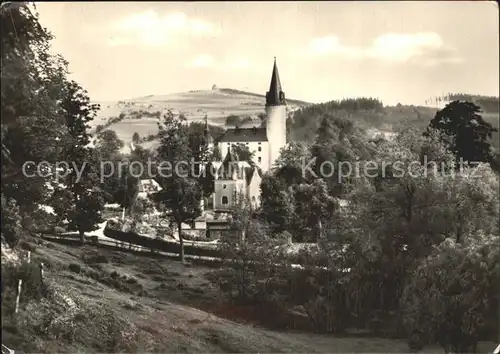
[216,99,499,352]
[1,5,499,353]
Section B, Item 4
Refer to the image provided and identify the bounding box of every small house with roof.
[209,147,263,210]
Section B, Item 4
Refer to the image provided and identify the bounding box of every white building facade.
[207,58,287,210]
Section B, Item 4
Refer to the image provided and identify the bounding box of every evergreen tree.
[132,131,140,144]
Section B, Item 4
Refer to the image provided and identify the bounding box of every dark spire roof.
[204,114,209,134]
[217,146,241,180]
[203,114,213,144]
[266,57,286,106]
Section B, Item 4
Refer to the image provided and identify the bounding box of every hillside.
[2,237,465,354]
[92,90,499,153]
[288,99,499,148]
[92,87,310,149]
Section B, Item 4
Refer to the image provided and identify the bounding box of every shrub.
[216,219,291,303]
[125,277,138,284]
[1,195,22,247]
[401,234,500,353]
[68,263,81,274]
[100,272,143,294]
[1,261,46,314]
[85,254,109,264]
[19,241,36,252]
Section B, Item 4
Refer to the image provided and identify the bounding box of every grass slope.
[93,88,309,146]
[2,237,474,353]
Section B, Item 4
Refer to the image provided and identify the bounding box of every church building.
[203,58,288,211]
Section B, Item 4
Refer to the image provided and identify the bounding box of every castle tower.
[265,57,287,171]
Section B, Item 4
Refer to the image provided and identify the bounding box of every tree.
[438,163,499,243]
[95,129,124,160]
[402,234,499,353]
[231,144,255,164]
[132,132,140,144]
[427,101,498,165]
[112,162,139,217]
[53,81,105,244]
[225,114,241,126]
[151,177,202,262]
[1,195,22,247]
[310,115,357,196]
[274,141,312,186]
[1,4,69,216]
[153,111,202,261]
[111,146,152,216]
[156,110,191,167]
[95,129,126,205]
[259,174,294,234]
[291,179,337,242]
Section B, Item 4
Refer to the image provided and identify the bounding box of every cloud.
[228,58,250,70]
[186,54,214,68]
[107,10,219,47]
[408,46,464,67]
[306,32,462,66]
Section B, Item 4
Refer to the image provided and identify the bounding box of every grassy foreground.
[2,237,495,353]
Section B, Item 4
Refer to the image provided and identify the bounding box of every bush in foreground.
[401,233,500,353]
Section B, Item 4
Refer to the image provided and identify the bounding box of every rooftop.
[218,127,268,143]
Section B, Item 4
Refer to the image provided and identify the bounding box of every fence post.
[14,279,22,314]
[39,262,44,285]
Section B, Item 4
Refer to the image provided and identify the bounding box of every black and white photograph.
[1,1,499,353]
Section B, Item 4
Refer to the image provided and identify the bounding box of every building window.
[258,157,261,163]
[258,146,262,152]
[222,196,229,205]
[223,184,227,189]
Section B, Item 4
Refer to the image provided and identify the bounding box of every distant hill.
[91,88,310,151]
[426,93,499,114]
[217,88,310,106]
[91,90,499,153]
[288,97,499,150]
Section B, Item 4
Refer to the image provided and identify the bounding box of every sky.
[35,1,499,105]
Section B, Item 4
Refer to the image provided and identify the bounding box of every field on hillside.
[6,237,491,354]
[103,118,161,144]
[93,89,499,152]
[93,89,307,146]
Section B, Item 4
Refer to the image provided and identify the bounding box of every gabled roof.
[214,147,250,180]
[218,127,268,143]
[217,147,243,180]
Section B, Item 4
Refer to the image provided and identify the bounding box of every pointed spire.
[266,57,286,106]
[202,113,213,146]
[218,145,240,180]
